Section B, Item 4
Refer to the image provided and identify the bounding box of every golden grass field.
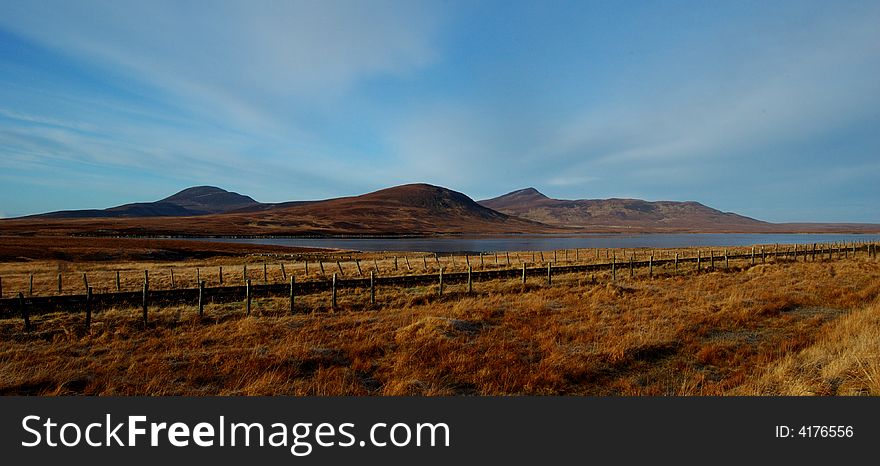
[1,239,878,396]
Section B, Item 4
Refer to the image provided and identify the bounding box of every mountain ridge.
[478,187,770,231]
[4,184,879,236]
[28,186,258,219]
[2,183,545,236]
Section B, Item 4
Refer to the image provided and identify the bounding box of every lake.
[187,233,880,253]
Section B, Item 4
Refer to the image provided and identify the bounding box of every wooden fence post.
[198,280,205,318]
[19,292,29,332]
[480,253,484,267]
[142,271,149,327]
[547,263,552,285]
[171,268,175,288]
[522,263,526,286]
[394,256,399,270]
[305,260,310,275]
[331,274,337,310]
[612,255,617,281]
[494,252,498,265]
[246,279,252,316]
[0,276,3,298]
[697,251,701,270]
[369,271,375,305]
[649,254,653,278]
[263,262,268,284]
[115,270,120,291]
[290,276,296,313]
[423,256,428,271]
[468,266,473,293]
[751,246,755,265]
[85,286,92,330]
[219,266,223,285]
[319,261,325,276]
[29,274,33,296]
[336,260,344,277]
[629,255,634,278]
[83,272,89,293]
[725,250,729,269]
[405,256,411,271]
[356,259,363,276]
[281,263,287,280]
[674,253,679,273]
[58,273,63,294]
[374,258,380,273]
[438,267,444,297]
[506,251,511,266]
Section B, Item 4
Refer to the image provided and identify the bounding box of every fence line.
[1,242,876,320]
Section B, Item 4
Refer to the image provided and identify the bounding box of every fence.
[1,242,877,327]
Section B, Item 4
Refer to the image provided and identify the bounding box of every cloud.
[385,2,880,214]
[1,1,878,222]
[0,1,442,131]
[0,1,445,207]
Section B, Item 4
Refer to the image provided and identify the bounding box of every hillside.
[1,184,548,236]
[29,186,258,219]
[4,184,879,236]
[479,188,771,232]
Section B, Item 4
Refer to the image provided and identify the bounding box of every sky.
[1,0,879,222]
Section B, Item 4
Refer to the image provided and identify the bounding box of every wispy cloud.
[0,1,877,222]
[383,2,880,219]
[0,1,441,131]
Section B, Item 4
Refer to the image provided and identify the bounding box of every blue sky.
[1,0,878,222]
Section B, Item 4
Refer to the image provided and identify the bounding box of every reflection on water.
[188,233,880,253]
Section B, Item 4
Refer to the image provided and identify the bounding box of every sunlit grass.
[1,254,877,395]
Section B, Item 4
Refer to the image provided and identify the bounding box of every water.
[187,233,880,253]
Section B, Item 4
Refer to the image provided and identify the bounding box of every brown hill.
[5,184,879,237]
[1,184,548,237]
[29,186,258,219]
[479,187,772,232]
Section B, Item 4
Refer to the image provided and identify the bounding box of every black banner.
[1,397,875,464]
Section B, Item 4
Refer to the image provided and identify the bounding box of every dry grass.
[0,240,812,296]
[1,253,878,396]
[731,296,880,395]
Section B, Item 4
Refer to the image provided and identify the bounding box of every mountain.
[157,186,259,214]
[185,183,544,236]
[3,184,547,236]
[5,184,879,236]
[479,187,770,232]
[30,186,258,219]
